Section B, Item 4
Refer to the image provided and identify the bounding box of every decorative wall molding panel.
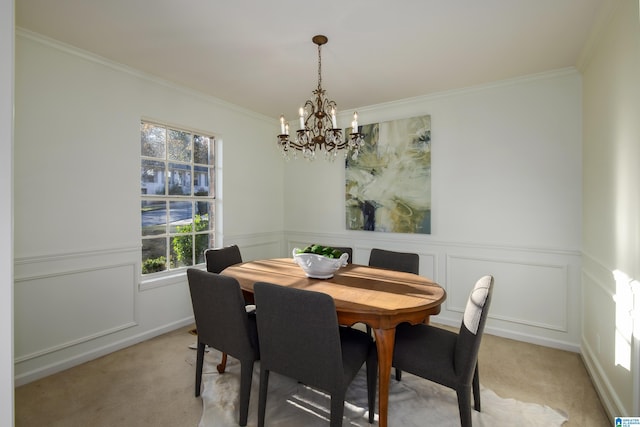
[446,254,568,332]
[14,262,137,362]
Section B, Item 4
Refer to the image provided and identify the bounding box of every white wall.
[284,69,584,351]
[13,31,284,384]
[1,0,14,424]
[580,0,640,417]
[11,15,603,403]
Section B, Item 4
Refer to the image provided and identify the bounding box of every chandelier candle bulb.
[299,108,305,129]
[352,112,358,132]
[331,108,337,129]
[285,123,289,135]
[280,115,286,135]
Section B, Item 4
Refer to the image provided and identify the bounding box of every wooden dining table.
[221,257,446,427]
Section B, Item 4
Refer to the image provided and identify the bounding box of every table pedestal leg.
[373,327,396,427]
[216,353,228,373]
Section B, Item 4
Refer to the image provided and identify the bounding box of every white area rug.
[198,349,568,426]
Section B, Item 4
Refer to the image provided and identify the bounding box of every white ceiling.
[16,0,606,120]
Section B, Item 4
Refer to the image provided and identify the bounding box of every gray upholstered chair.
[368,248,419,275]
[253,282,377,427]
[202,244,249,372]
[392,275,494,427]
[204,244,243,273]
[186,269,260,426]
[368,247,419,380]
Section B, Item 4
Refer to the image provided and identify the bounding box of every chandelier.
[277,35,364,161]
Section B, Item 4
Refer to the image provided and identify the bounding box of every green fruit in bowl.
[295,244,343,259]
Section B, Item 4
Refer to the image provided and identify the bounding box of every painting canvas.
[345,115,431,234]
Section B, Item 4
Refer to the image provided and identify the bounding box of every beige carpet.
[14,325,610,427]
[199,348,568,426]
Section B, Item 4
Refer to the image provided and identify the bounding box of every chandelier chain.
[317,43,322,91]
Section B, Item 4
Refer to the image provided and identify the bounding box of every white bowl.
[292,248,349,279]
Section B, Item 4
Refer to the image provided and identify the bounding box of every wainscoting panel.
[446,254,568,332]
[284,231,579,348]
[14,238,287,385]
[14,262,137,362]
[581,253,636,418]
[284,230,582,350]
[417,253,437,281]
[225,232,284,262]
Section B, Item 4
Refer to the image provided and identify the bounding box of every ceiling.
[16,0,606,120]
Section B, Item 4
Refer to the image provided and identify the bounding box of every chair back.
[187,269,257,359]
[455,275,494,383]
[204,245,243,274]
[369,248,419,274]
[254,282,344,392]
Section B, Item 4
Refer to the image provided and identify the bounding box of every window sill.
[139,267,205,291]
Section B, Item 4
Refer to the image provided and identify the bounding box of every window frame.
[140,119,220,286]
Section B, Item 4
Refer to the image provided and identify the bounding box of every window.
[140,121,216,275]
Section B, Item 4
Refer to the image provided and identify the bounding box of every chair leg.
[257,368,270,427]
[456,386,473,427]
[238,360,254,426]
[217,353,228,373]
[472,363,481,412]
[366,348,377,424]
[195,341,206,397]
[329,393,346,427]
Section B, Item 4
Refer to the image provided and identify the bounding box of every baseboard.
[581,338,625,419]
[14,317,194,387]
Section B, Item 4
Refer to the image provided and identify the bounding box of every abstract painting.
[345,115,431,234]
